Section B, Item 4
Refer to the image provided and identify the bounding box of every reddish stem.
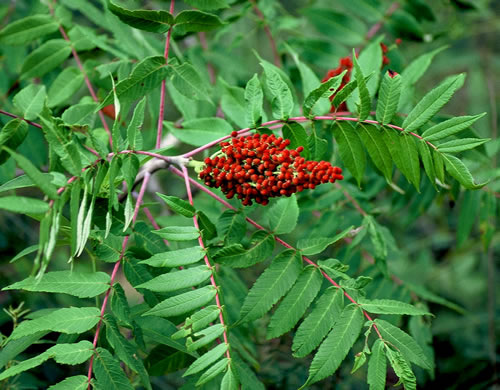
[156,0,175,149]
[250,0,281,67]
[365,2,400,41]
[180,166,231,358]
[169,166,383,340]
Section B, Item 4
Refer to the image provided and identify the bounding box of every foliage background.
[0,0,498,389]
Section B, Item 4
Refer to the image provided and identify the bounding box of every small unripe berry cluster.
[199,132,343,206]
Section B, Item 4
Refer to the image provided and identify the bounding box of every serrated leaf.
[214,230,274,268]
[98,56,169,108]
[196,357,229,386]
[303,73,344,117]
[183,0,228,10]
[307,130,327,161]
[441,153,486,189]
[93,347,134,390]
[9,307,100,340]
[351,351,367,373]
[21,39,72,80]
[422,113,486,141]
[126,97,145,150]
[170,117,231,146]
[332,78,358,109]
[50,341,94,365]
[297,225,354,256]
[48,67,85,108]
[437,138,489,153]
[221,366,239,390]
[153,226,200,241]
[282,122,309,159]
[245,74,263,128]
[136,266,212,292]
[157,193,195,217]
[376,72,401,125]
[61,103,98,127]
[402,74,465,133]
[170,62,211,102]
[0,350,51,380]
[382,130,420,190]
[239,250,302,323]
[401,46,447,87]
[292,287,344,357]
[174,10,224,34]
[375,319,432,370]
[187,324,224,352]
[144,285,216,318]
[13,84,46,120]
[0,196,48,215]
[305,304,364,386]
[3,271,110,298]
[184,342,228,376]
[219,79,247,128]
[261,64,293,120]
[140,246,205,268]
[267,266,322,339]
[359,298,431,316]
[417,139,436,186]
[0,14,59,45]
[367,339,387,390]
[47,375,88,390]
[386,348,417,390]
[185,305,220,332]
[332,121,366,186]
[352,52,371,120]
[267,194,299,234]
[108,0,173,33]
[111,283,130,325]
[0,119,28,164]
[218,210,246,244]
[358,123,392,180]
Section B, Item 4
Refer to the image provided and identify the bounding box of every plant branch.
[0,109,42,129]
[249,0,281,67]
[365,2,400,41]
[169,165,383,339]
[180,166,231,359]
[156,0,175,149]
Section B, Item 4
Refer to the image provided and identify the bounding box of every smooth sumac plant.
[0,1,497,389]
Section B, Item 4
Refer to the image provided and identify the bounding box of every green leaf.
[386,348,417,390]
[422,113,486,141]
[144,285,217,318]
[93,347,134,390]
[297,225,354,256]
[198,211,217,241]
[0,332,49,369]
[218,210,246,244]
[352,51,371,120]
[196,358,229,386]
[305,304,364,386]
[261,63,294,120]
[62,102,98,127]
[292,287,344,358]
[457,190,480,247]
[98,56,169,108]
[136,266,212,292]
[239,250,302,323]
[111,283,131,325]
[332,121,366,186]
[374,319,433,370]
[402,74,466,133]
[0,350,51,380]
[48,67,85,108]
[170,117,231,147]
[0,119,28,164]
[221,366,239,390]
[50,340,94,365]
[126,97,145,150]
[9,307,100,340]
[401,46,447,87]
[48,375,88,390]
[303,73,344,118]
[441,153,487,189]
[437,138,489,153]
[174,10,224,34]
[367,339,387,390]
[183,0,229,10]
[184,342,228,376]
[214,230,275,268]
[0,15,59,46]
[417,139,436,186]
[376,72,402,125]
[363,215,387,270]
[134,316,192,354]
[219,79,247,128]
[405,282,465,314]
[267,194,299,234]
[170,62,210,102]
[186,324,224,352]
[359,298,432,316]
[21,39,72,80]
[0,173,65,194]
[244,74,263,128]
[282,122,309,158]
[157,193,195,217]
[358,123,392,180]
[13,84,47,120]
[107,0,173,33]
[0,196,48,214]
[3,271,110,298]
[153,226,200,241]
[382,130,420,190]
[307,129,327,161]
[332,78,358,109]
[140,246,206,268]
[4,147,59,200]
[267,266,322,339]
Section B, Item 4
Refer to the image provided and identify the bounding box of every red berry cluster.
[199,132,343,206]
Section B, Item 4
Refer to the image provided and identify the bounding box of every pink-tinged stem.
[0,109,43,129]
[180,166,231,358]
[366,2,400,41]
[87,173,151,388]
[156,0,175,149]
[250,0,281,67]
[169,165,383,339]
[48,2,113,148]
